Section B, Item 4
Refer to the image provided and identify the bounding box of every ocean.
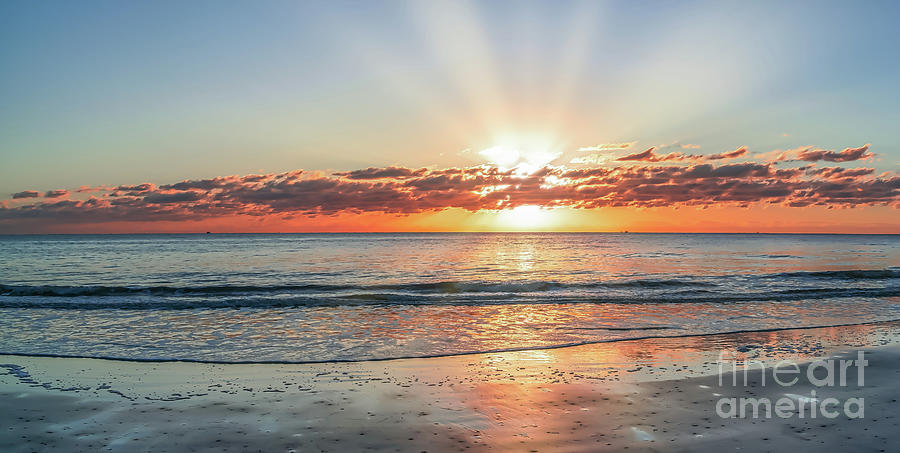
[1,233,898,363]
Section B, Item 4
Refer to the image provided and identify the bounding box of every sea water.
[1,233,897,362]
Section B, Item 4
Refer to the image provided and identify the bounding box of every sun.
[476,132,564,175]
[495,205,555,230]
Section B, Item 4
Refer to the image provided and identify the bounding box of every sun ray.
[409,0,510,136]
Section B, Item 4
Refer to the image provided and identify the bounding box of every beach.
[2,233,898,451]
[4,0,900,450]
[3,321,898,452]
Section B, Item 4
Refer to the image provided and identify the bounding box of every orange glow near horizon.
[12,204,896,235]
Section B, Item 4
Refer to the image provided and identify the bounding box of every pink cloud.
[796,144,873,162]
[616,146,751,163]
[760,144,874,163]
[706,146,748,160]
[616,147,702,162]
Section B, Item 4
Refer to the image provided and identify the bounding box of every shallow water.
[1,233,898,362]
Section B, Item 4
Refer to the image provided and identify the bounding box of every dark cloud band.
[2,158,897,226]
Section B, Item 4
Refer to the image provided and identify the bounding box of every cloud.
[706,146,748,160]
[570,154,610,165]
[616,147,702,162]
[44,190,69,198]
[115,183,155,192]
[11,190,41,199]
[807,167,875,180]
[333,166,426,180]
[74,185,112,193]
[796,144,873,162]
[618,146,751,163]
[142,191,206,204]
[759,144,874,163]
[589,145,749,164]
[477,145,561,174]
[2,155,896,229]
[577,142,636,152]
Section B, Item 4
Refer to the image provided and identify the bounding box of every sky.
[1,0,898,233]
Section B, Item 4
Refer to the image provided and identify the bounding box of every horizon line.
[1,231,898,236]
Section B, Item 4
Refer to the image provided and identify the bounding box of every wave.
[2,268,896,298]
[0,287,897,309]
[772,269,900,279]
[1,318,897,364]
[1,268,896,309]
[0,283,344,297]
[566,326,676,331]
[0,278,715,297]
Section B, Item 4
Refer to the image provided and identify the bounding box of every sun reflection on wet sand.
[377,321,900,451]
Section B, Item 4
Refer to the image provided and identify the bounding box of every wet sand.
[2,321,899,452]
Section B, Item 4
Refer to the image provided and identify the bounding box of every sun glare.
[496,205,555,230]
[477,132,564,175]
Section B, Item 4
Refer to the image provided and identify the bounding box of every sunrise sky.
[1,0,898,233]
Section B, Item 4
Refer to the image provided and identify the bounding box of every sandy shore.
[2,321,899,452]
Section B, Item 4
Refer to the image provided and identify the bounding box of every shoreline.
[2,317,899,365]
[2,320,899,451]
